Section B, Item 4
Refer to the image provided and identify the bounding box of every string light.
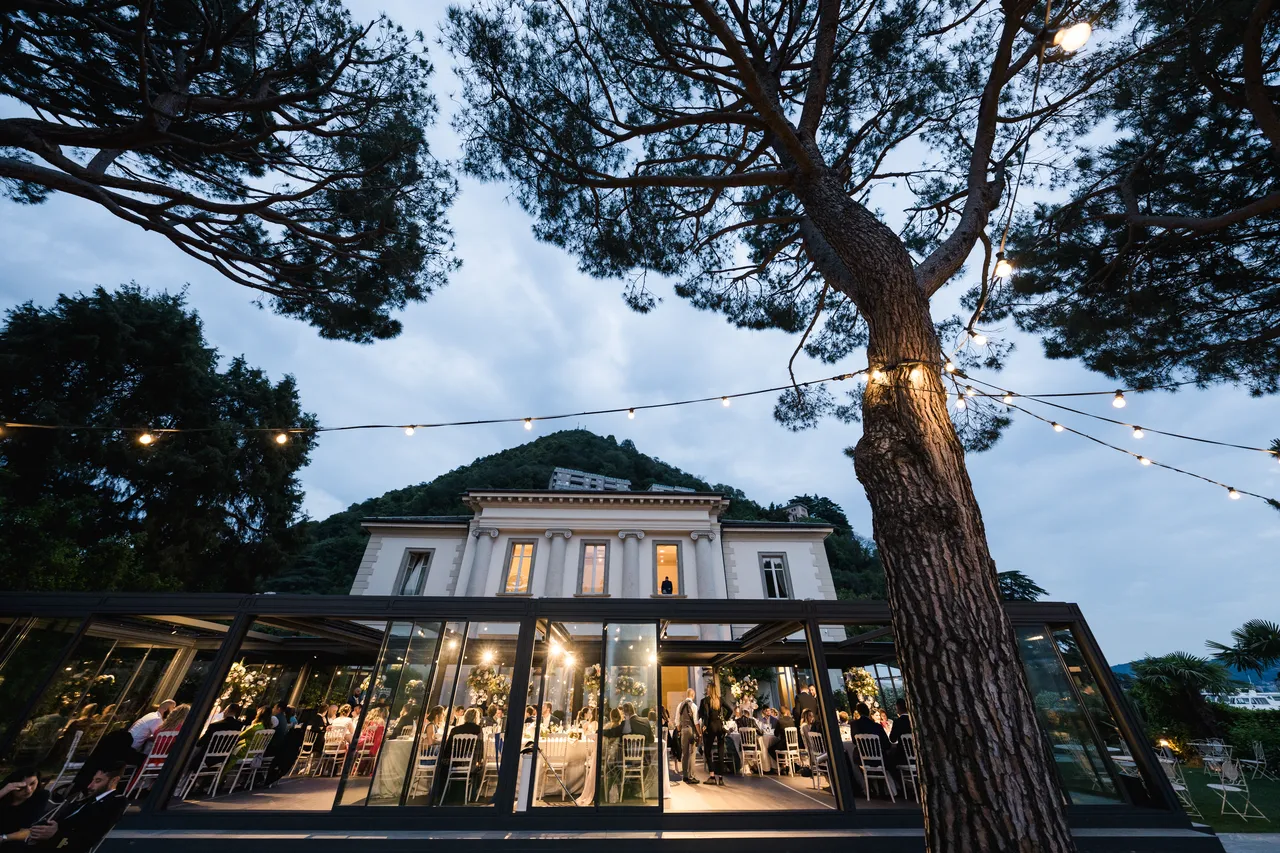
[627,408,635,419]
[955,395,967,411]
[1002,393,1014,404]
[404,426,415,436]
[1228,488,1241,500]
[970,332,988,346]
[274,432,289,444]
[1112,391,1126,409]
[524,418,533,430]
[965,385,977,397]
[1052,422,1064,432]
[1138,456,1151,466]
[1052,22,1092,52]
[138,432,154,446]
[1132,426,1144,439]
[993,252,1013,278]
[944,361,957,373]
[721,396,731,407]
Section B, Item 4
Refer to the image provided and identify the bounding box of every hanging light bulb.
[627,408,636,420]
[1138,456,1151,466]
[944,360,956,373]
[965,385,977,397]
[1112,390,1126,409]
[955,395,967,411]
[1132,426,1144,439]
[138,432,154,446]
[1228,487,1241,500]
[524,418,533,430]
[1001,392,1014,404]
[275,432,289,444]
[721,396,731,407]
[869,368,885,383]
[404,426,415,436]
[993,252,1013,278]
[1052,422,1064,432]
[1052,21,1092,52]
[970,331,987,346]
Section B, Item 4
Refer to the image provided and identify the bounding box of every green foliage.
[1207,620,1280,677]
[0,0,457,342]
[0,286,316,592]
[1128,652,1236,738]
[998,570,1048,602]
[1007,0,1280,394]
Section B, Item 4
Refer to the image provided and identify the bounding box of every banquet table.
[371,736,415,799]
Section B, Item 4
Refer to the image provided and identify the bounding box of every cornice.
[463,490,731,514]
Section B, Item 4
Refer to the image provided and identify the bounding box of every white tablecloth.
[371,737,414,798]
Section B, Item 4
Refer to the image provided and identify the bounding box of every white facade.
[349,489,837,604]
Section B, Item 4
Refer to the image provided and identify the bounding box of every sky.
[1,1,1276,666]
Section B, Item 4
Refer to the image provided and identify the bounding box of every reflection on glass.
[527,623,602,808]
[597,623,658,806]
[0,618,84,778]
[1017,626,1123,804]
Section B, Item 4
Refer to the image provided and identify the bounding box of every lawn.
[1180,767,1278,833]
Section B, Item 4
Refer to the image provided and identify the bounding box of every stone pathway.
[1219,834,1280,852]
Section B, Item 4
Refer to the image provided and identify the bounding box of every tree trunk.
[796,174,1076,853]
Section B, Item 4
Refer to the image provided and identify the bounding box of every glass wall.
[523,622,602,808]
[597,623,658,807]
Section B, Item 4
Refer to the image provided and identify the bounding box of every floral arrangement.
[466,665,510,704]
[615,674,647,698]
[729,675,758,700]
[583,664,602,695]
[219,661,270,703]
[843,667,880,708]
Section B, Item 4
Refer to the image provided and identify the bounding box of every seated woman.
[356,708,386,759]
[328,704,356,743]
[232,707,274,760]
[0,768,49,845]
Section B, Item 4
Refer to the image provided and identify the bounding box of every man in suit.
[29,763,127,853]
[436,708,486,803]
[888,699,911,744]
[851,702,891,755]
[601,703,653,743]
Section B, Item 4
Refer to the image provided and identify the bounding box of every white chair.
[1239,741,1276,781]
[408,741,441,798]
[482,731,503,794]
[48,730,84,800]
[291,729,319,776]
[806,731,831,791]
[1206,757,1268,821]
[541,735,570,799]
[176,730,240,800]
[854,733,895,802]
[899,733,920,803]
[1160,757,1201,819]
[622,734,646,797]
[739,727,761,775]
[226,729,275,793]
[442,734,479,803]
[779,727,802,776]
[316,729,349,777]
[126,731,180,798]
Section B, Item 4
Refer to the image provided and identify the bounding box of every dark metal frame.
[0,594,1193,834]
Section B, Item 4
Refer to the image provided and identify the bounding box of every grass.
[1180,767,1279,833]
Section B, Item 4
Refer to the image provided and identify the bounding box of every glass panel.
[399,553,429,596]
[400,620,466,806]
[1017,626,1123,804]
[506,543,534,594]
[597,622,658,806]
[0,617,83,778]
[527,622,602,807]
[656,545,679,596]
[581,545,607,595]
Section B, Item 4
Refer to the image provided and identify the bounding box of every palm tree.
[1207,620,1280,679]
[1130,653,1235,738]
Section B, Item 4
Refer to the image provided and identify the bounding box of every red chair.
[125,731,181,798]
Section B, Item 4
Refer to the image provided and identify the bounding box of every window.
[760,554,791,599]
[503,541,536,594]
[396,551,431,596]
[654,543,681,595]
[579,542,609,595]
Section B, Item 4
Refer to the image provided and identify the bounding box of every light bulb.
[138,432,154,446]
[1228,488,1241,500]
[275,432,289,444]
[404,426,415,436]
[627,408,635,419]
[869,368,884,383]
[944,361,956,373]
[1138,456,1151,466]
[971,332,987,346]
[1001,393,1014,404]
[1052,422,1064,432]
[955,396,967,411]
[481,650,495,664]
[524,418,533,430]
[564,654,575,666]
[1112,391,1126,409]
[1132,426,1144,439]
[721,396,731,407]
[993,254,1013,278]
[965,385,977,397]
[1053,22,1092,52]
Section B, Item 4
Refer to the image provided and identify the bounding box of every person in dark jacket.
[697,685,728,786]
[434,709,487,804]
[0,768,50,844]
[28,764,126,853]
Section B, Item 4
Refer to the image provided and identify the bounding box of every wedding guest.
[28,764,126,853]
[0,768,48,845]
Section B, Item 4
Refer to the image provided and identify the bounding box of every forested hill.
[264,429,885,597]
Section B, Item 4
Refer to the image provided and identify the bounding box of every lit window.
[398,551,430,596]
[761,555,790,599]
[504,542,536,594]
[656,544,680,595]
[581,543,607,595]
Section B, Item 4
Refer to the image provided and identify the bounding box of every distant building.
[547,466,631,491]
[784,502,810,522]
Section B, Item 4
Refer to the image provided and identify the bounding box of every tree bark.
[796,172,1076,853]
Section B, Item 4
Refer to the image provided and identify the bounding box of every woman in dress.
[698,682,729,786]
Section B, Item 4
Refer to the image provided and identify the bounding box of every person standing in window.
[660,576,673,595]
